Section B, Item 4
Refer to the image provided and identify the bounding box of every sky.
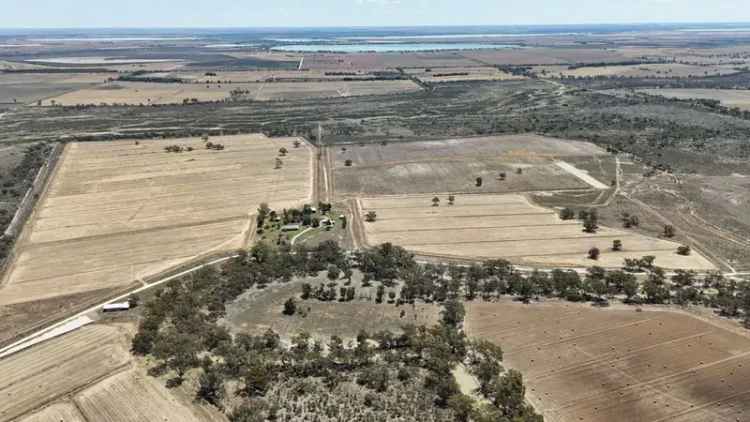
[1,0,750,28]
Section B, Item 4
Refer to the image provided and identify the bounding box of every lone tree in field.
[498,172,507,181]
[365,211,377,222]
[283,297,297,315]
[612,239,623,251]
[663,224,676,238]
[516,168,523,175]
[275,158,283,169]
[677,245,692,256]
[475,177,483,187]
[560,207,575,220]
[293,140,301,148]
[588,247,601,260]
[344,159,353,167]
[432,196,440,207]
[583,211,599,233]
[448,195,455,205]
[279,147,288,156]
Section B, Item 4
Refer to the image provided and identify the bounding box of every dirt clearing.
[466,301,750,422]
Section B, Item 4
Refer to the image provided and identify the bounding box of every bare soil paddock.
[40,79,421,106]
[462,48,631,66]
[17,403,86,422]
[0,134,312,310]
[334,135,611,197]
[171,69,393,83]
[301,52,481,70]
[358,194,715,270]
[466,301,750,422]
[0,72,109,105]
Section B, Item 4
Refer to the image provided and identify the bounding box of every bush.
[588,247,601,260]
[677,245,691,256]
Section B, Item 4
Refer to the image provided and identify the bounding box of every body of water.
[272,43,519,53]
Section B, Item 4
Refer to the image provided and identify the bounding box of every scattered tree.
[588,247,600,260]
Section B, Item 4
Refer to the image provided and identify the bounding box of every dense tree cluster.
[131,240,543,421]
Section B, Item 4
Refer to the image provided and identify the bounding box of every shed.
[281,224,301,232]
[102,302,130,312]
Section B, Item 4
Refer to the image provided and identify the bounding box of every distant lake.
[272,43,520,53]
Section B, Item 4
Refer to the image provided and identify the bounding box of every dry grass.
[302,52,480,70]
[0,324,131,422]
[0,134,313,306]
[466,301,750,422]
[358,194,716,270]
[173,69,389,83]
[40,79,421,106]
[462,48,630,66]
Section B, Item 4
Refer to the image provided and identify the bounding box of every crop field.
[636,88,750,110]
[466,301,750,422]
[0,324,131,422]
[402,66,523,83]
[357,194,715,269]
[223,274,440,340]
[40,79,421,105]
[333,135,612,197]
[74,368,206,422]
[0,134,312,309]
[532,63,741,79]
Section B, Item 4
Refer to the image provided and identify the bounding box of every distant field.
[402,66,523,82]
[637,88,750,110]
[18,403,86,422]
[40,79,421,105]
[0,72,109,104]
[358,193,715,270]
[171,69,395,82]
[462,47,630,66]
[466,301,750,422]
[334,135,610,197]
[533,63,742,79]
[302,52,480,70]
[0,134,312,310]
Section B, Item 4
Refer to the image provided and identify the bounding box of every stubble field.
[402,66,524,83]
[358,193,715,269]
[40,79,421,105]
[533,63,741,79]
[466,301,750,422]
[0,134,312,310]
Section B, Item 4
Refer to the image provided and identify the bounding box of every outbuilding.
[102,302,131,312]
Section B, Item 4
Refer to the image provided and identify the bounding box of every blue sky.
[2,0,749,28]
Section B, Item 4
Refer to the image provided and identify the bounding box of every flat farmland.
[533,63,741,79]
[17,403,86,422]
[334,135,612,197]
[358,194,715,270]
[172,69,393,82]
[40,79,421,105]
[74,368,206,422]
[402,66,524,83]
[462,47,630,66]
[466,301,750,422]
[0,324,130,422]
[637,88,750,111]
[0,134,312,308]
